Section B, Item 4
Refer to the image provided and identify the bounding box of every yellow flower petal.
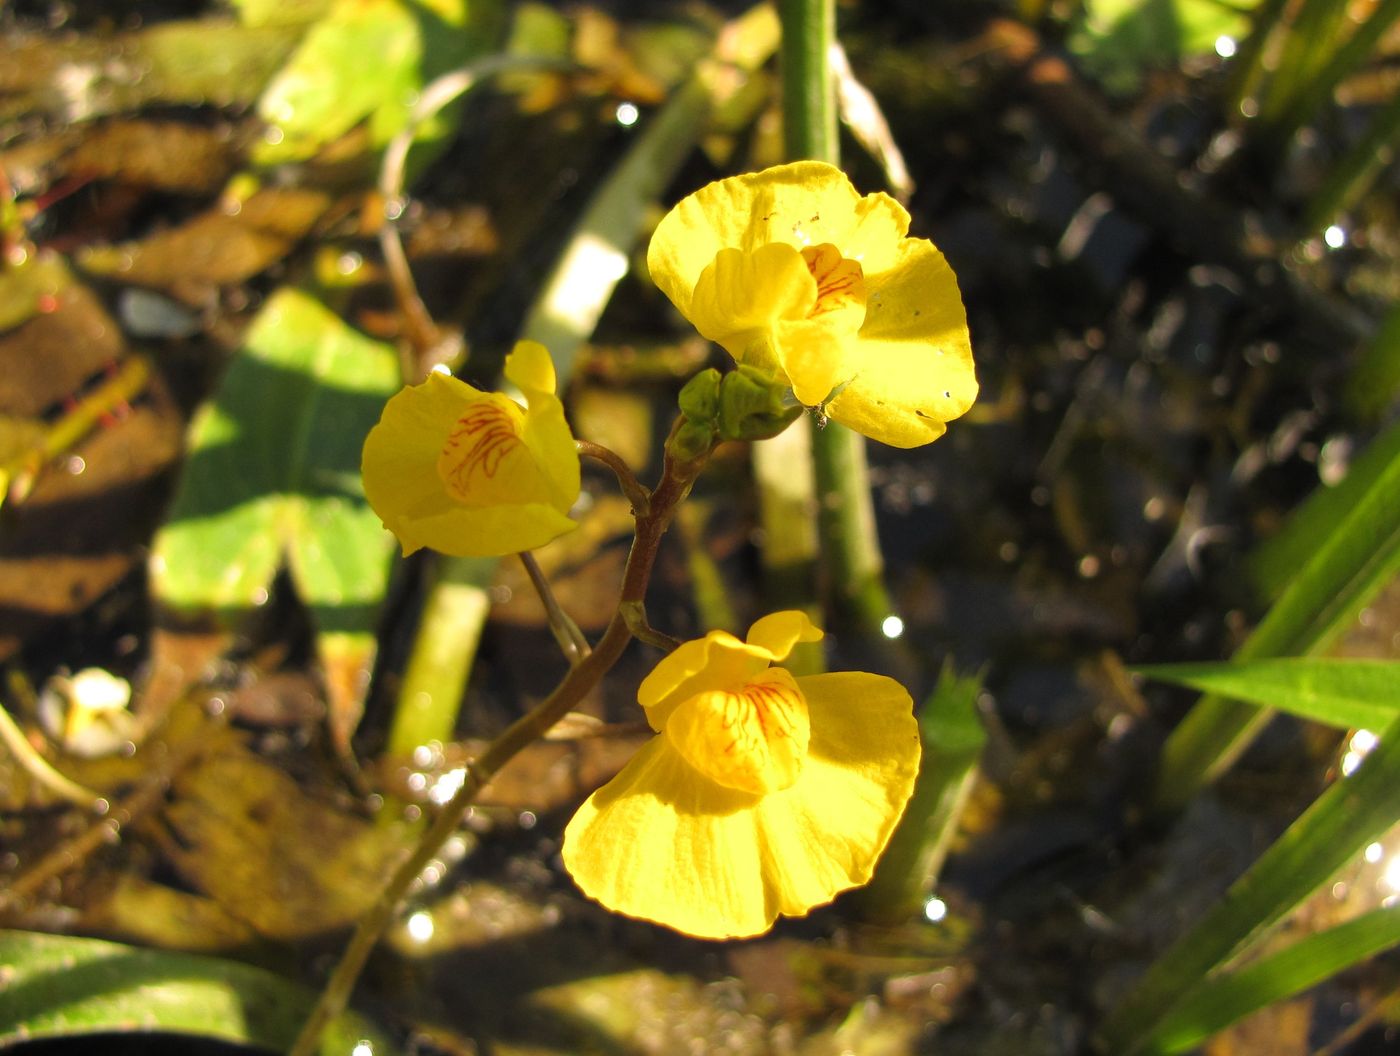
[648,162,876,317]
[435,394,552,507]
[562,737,776,939]
[755,671,921,914]
[384,497,579,558]
[665,668,810,795]
[503,339,556,396]
[561,668,920,939]
[745,610,823,660]
[361,358,581,557]
[636,631,772,732]
[825,239,977,447]
[689,243,815,359]
[520,399,581,517]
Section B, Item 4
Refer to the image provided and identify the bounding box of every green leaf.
[231,0,335,27]
[1154,429,1400,810]
[152,288,399,729]
[1249,419,1400,601]
[0,929,395,1054]
[1070,0,1258,90]
[253,0,498,165]
[1138,658,1400,731]
[1102,715,1400,1053]
[1345,304,1400,425]
[1145,906,1400,1054]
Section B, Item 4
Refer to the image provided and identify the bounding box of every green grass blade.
[1249,419,1400,600]
[1254,0,1351,129]
[1144,905,1400,1054]
[1344,305,1400,425]
[1102,715,1400,1053]
[1303,92,1400,236]
[1153,434,1400,811]
[1137,658,1400,732]
[0,929,395,1056]
[1260,0,1400,160]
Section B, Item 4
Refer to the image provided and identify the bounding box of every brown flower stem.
[577,439,652,517]
[518,551,591,666]
[288,437,707,1056]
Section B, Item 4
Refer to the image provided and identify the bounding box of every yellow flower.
[361,341,580,557]
[647,161,978,448]
[562,611,921,939]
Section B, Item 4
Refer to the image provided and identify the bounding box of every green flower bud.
[677,368,722,424]
[717,365,801,442]
[667,418,718,463]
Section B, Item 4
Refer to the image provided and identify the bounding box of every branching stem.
[288,436,708,1056]
[519,551,591,666]
[577,439,652,516]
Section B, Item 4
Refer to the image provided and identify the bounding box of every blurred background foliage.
[1,0,1399,1053]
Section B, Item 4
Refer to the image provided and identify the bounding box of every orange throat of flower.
[436,398,530,506]
[801,243,865,319]
[665,668,812,796]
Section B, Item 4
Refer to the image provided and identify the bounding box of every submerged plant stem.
[384,556,494,761]
[780,0,896,635]
[289,439,708,1056]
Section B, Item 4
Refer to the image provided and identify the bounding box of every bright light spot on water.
[1214,35,1237,58]
[1342,729,1378,776]
[352,1041,374,1056]
[615,102,639,126]
[1324,225,1347,249]
[1385,854,1400,893]
[430,766,467,805]
[1365,841,1385,864]
[405,910,434,943]
[881,615,905,639]
[923,896,947,922]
